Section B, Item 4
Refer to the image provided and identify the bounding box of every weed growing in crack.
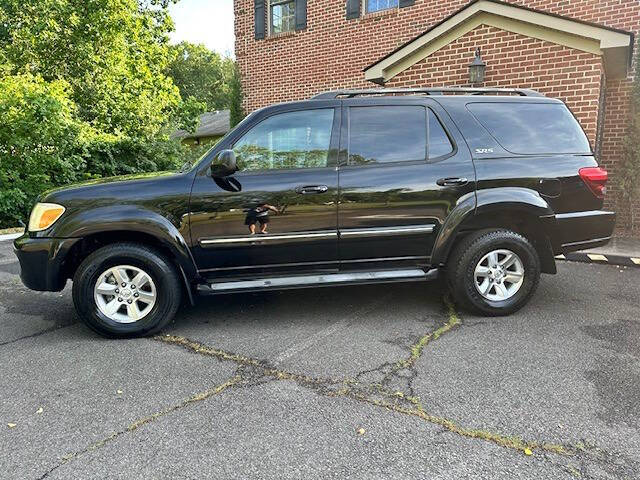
[41,294,634,478]
[153,295,572,457]
[38,376,242,479]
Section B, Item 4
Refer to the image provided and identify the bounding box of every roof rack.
[312,87,545,99]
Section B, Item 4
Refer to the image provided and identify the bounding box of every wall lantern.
[469,47,486,84]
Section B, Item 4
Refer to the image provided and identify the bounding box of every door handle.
[296,185,328,194]
[436,177,468,187]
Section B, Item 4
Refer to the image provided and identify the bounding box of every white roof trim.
[364,0,633,83]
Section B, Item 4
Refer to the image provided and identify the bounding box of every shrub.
[0,74,86,227]
[0,74,194,228]
[81,134,185,179]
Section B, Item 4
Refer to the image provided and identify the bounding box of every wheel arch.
[58,209,198,305]
[432,188,557,274]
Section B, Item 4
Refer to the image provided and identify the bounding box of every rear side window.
[467,102,591,155]
[348,106,426,165]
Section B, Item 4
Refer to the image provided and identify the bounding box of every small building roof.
[364,0,634,84]
[173,110,231,140]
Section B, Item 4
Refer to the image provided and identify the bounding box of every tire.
[446,229,541,316]
[72,243,182,338]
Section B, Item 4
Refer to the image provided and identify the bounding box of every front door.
[338,99,475,269]
[190,105,341,277]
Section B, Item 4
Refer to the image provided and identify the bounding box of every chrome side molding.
[200,224,435,247]
[340,225,434,238]
[200,231,338,246]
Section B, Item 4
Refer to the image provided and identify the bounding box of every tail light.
[579,167,608,199]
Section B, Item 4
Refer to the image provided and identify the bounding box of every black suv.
[14,87,615,337]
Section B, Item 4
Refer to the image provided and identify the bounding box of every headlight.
[28,203,66,232]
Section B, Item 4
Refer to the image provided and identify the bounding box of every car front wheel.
[72,243,182,338]
[447,229,541,316]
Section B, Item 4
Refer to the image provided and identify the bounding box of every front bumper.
[13,235,80,292]
[553,210,616,254]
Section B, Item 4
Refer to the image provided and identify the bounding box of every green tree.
[0,74,86,226]
[229,62,245,128]
[166,42,235,112]
[0,0,208,227]
[0,0,185,137]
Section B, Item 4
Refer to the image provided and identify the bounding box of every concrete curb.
[556,252,640,268]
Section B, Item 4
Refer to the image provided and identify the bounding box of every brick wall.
[234,0,640,234]
[388,25,603,145]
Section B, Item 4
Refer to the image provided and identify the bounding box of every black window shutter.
[254,0,265,40]
[399,0,415,7]
[346,0,360,19]
[295,0,307,30]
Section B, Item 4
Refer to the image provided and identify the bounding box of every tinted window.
[467,103,591,155]
[428,109,454,158]
[233,109,334,171]
[349,106,426,165]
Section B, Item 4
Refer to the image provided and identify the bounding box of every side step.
[197,268,438,294]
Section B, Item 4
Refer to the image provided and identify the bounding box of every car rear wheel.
[447,229,541,316]
[72,243,182,338]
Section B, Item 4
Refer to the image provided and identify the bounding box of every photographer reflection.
[244,203,280,234]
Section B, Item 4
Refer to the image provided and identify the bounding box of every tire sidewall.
[73,246,180,337]
[459,233,540,315]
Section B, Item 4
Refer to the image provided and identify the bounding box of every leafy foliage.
[234,145,329,171]
[0,0,186,137]
[0,0,241,227]
[229,62,245,128]
[167,42,235,113]
[0,75,85,225]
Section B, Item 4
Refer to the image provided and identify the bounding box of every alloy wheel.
[93,265,157,323]
[474,249,525,302]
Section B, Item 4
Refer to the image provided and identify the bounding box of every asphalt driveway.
[0,238,639,479]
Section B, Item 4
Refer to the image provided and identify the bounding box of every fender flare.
[431,188,557,272]
[52,205,198,281]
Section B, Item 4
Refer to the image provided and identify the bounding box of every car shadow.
[172,281,449,332]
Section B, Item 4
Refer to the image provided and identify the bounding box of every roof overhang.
[364,0,634,84]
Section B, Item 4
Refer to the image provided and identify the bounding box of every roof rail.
[312,87,545,99]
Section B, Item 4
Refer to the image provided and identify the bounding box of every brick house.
[234,0,640,233]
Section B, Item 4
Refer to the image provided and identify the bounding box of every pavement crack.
[0,324,74,347]
[152,296,580,460]
[353,295,460,403]
[37,376,241,479]
[402,296,462,369]
[43,294,628,477]
[343,390,570,456]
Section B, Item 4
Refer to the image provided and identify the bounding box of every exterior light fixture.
[469,47,486,84]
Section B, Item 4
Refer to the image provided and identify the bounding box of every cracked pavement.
[0,239,639,479]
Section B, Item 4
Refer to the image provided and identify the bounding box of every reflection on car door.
[190,105,341,277]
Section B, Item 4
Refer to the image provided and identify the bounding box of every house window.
[366,0,399,13]
[270,0,295,34]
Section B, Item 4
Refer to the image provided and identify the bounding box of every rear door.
[337,98,475,270]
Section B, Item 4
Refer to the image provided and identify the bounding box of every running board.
[197,268,438,294]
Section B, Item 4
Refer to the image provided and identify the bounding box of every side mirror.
[211,149,237,178]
